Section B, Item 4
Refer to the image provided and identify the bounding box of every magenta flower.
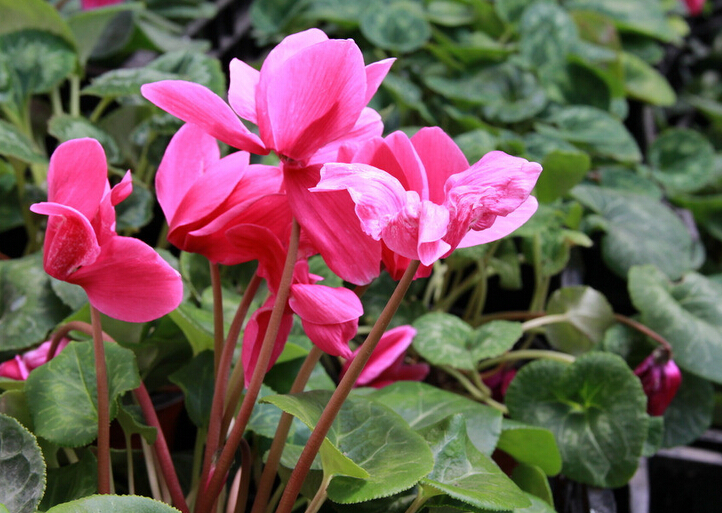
[156,123,290,264]
[634,348,682,416]
[682,0,705,15]
[340,326,429,389]
[313,127,542,266]
[30,139,183,323]
[0,338,70,381]
[80,0,123,10]
[141,28,394,167]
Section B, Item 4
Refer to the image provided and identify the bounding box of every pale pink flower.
[0,338,70,381]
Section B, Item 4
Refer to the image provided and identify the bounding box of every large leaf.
[262,390,434,503]
[168,350,214,428]
[628,266,722,384]
[661,371,713,448]
[535,106,641,163]
[647,128,716,195]
[0,0,75,46]
[544,286,615,355]
[420,415,530,511]
[496,419,562,476]
[25,341,141,447]
[519,2,578,72]
[0,413,46,513]
[565,0,679,42]
[39,449,96,510]
[45,494,181,513]
[364,381,503,456]
[572,185,696,280]
[0,253,70,351]
[506,353,648,488]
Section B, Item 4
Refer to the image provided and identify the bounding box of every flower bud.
[634,348,682,416]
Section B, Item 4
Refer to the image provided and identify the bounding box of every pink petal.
[308,107,384,166]
[364,58,396,104]
[382,244,434,281]
[225,224,287,291]
[260,28,329,79]
[353,325,416,385]
[351,133,424,195]
[0,356,28,380]
[289,284,363,324]
[411,127,469,205]
[156,123,221,222]
[457,196,538,248]
[47,138,106,220]
[228,58,260,124]
[285,164,381,285]
[258,40,367,163]
[141,80,267,155]
[110,171,133,206]
[241,297,294,387]
[30,202,101,281]
[71,236,183,323]
[301,319,356,358]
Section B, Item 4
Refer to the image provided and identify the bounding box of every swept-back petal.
[364,58,395,104]
[156,123,221,222]
[228,58,260,124]
[70,236,183,323]
[285,165,381,285]
[47,138,106,220]
[353,325,416,385]
[301,319,356,358]
[411,127,469,204]
[456,196,538,248]
[141,80,267,154]
[289,284,363,324]
[30,202,101,281]
[259,40,367,162]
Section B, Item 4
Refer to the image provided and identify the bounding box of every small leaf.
[146,50,226,97]
[519,2,578,71]
[648,128,716,195]
[168,351,214,428]
[506,353,648,488]
[534,150,590,204]
[496,419,562,476]
[427,1,475,26]
[364,381,503,456]
[411,312,473,369]
[115,403,157,445]
[48,115,121,165]
[67,3,143,66]
[360,1,431,53]
[40,449,97,510]
[628,266,722,384]
[0,120,47,165]
[168,302,214,355]
[45,494,182,513]
[0,412,46,513]
[621,51,675,106]
[25,341,141,447]
[420,415,530,511]
[82,68,179,99]
[544,286,615,355]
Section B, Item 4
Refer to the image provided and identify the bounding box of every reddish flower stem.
[233,437,253,513]
[210,261,224,375]
[275,260,421,513]
[90,305,111,495]
[195,219,301,513]
[199,271,262,497]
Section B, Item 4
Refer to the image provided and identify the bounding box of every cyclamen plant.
[1,24,689,513]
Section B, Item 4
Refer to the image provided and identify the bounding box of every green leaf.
[364,381,503,456]
[519,2,578,71]
[506,353,648,488]
[535,106,641,163]
[0,413,45,513]
[0,30,76,97]
[48,115,121,165]
[647,128,716,195]
[67,3,143,66]
[168,350,214,428]
[621,51,675,106]
[480,64,547,123]
[534,149,591,204]
[82,68,178,98]
[512,463,554,507]
[146,50,226,97]
[115,403,157,445]
[0,252,70,351]
[628,266,722,384]
[413,313,522,370]
[427,1,475,26]
[115,179,153,231]
[168,302,214,355]
[0,119,47,165]
[544,286,615,355]
[40,449,97,510]
[565,0,679,42]
[45,494,181,513]
[597,166,663,199]
[421,415,530,511]
[496,419,562,476]
[360,1,431,53]
[661,371,713,448]
[0,389,32,428]
[262,391,434,503]
[25,341,141,447]
[454,129,498,164]
[572,185,696,280]
[0,0,76,47]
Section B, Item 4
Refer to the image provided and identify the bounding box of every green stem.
[304,474,331,513]
[403,488,429,513]
[125,432,136,495]
[478,349,575,371]
[443,366,486,402]
[529,233,550,312]
[70,74,81,117]
[614,313,673,352]
[520,313,569,332]
[89,97,112,124]
[90,306,111,494]
[50,86,64,117]
[195,219,301,513]
[190,427,207,496]
[275,260,421,513]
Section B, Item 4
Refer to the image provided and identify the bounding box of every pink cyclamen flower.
[341,325,429,389]
[483,368,516,403]
[30,139,183,323]
[141,28,394,167]
[81,0,123,10]
[682,0,705,15]
[313,127,542,266]
[0,338,70,381]
[634,348,682,416]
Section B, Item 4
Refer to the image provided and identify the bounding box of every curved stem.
[275,260,421,513]
[520,313,570,332]
[614,314,673,352]
[304,474,330,513]
[90,306,111,494]
[478,349,576,371]
[47,320,115,361]
[195,219,300,513]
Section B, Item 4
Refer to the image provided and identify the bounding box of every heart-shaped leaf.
[45,494,181,513]
[262,390,434,503]
[0,413,46,513]
[534,150,591,204]
[496,419,561,476]
[506,352,648,488]
[364,381,502,456]
[648,128,716,195]
[360,1,431,53]
[420,414,530,511]
[25,341,141,447]
[621,51,675,106]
